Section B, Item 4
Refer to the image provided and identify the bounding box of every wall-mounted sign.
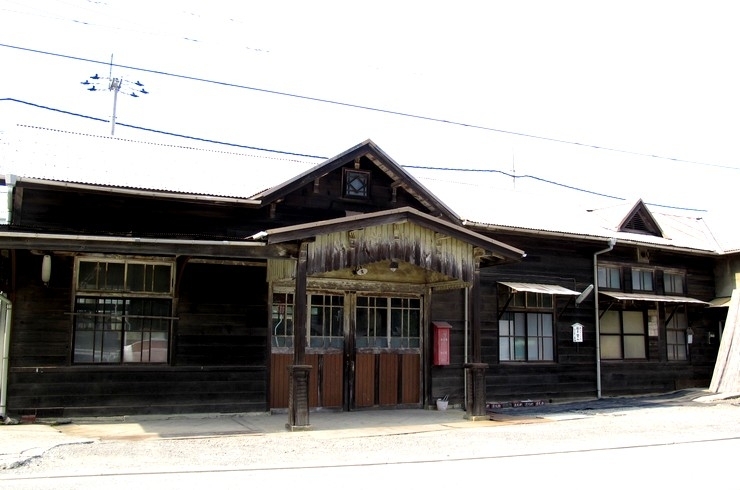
[571,323,583,343]
[648,309,659,336]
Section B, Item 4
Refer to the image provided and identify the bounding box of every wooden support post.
[286,364,312,431]
[465,258,488,420]
[287,241,312,430]
[464,362,488,420]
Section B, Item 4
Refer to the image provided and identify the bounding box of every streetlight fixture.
[81,65,148,135]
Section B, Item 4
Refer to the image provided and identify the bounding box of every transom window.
[343,169,370,199]
[598,266,621,289]
[356,296,421,349]
[78,260,172,293]
[631,268,654,291]
[600,310,646,360]
[73,258,174,364]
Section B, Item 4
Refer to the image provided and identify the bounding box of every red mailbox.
[432,321,452,366]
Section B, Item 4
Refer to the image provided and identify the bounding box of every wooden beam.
[0,235,298,259]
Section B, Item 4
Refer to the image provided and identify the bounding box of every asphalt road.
[1,390,739,489]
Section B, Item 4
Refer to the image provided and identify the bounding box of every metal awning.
[601,292,708,305]
[708,297,731,308]
[499,282,581,295]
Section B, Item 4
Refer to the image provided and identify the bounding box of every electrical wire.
[2,42,739,173]
[0,98,710,212]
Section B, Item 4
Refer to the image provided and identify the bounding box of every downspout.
[593,238,616,399]
[464,287,469,407]
[0,292,13,418]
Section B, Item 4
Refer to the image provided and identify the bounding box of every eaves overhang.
[464,221,722,257]
[14,177,263,206]
[0,230,296,259]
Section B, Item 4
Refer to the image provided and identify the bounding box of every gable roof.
[250,139,462,223]
[1,124,730,254]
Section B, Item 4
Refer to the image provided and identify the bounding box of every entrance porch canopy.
[261,206,525,282]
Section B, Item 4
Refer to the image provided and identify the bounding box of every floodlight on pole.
[81,57,148,135]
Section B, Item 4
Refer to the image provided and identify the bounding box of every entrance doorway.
[269,292,422,410]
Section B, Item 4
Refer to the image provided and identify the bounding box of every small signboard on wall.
[571,323,583,343]
[648,310,659,337]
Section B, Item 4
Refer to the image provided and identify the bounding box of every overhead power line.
[2,42,739,172]
[0,98,327,159]
[0,98,709,213]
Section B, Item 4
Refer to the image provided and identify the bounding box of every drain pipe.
[594,238,616,399]
[464,286,469,408]
[0,292,13,419]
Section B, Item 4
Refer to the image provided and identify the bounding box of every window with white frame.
[498,290,554,361]
[666,308,689,361]
[598,265,621,289]
[600,310,646,359]
[308,294,344,349]
[73,258,174,364]
[355,296,421,349]
[631,268,654,291]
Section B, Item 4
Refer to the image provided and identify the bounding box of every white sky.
[1,1,738,240]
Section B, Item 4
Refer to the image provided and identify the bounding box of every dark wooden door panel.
[401,353,421,404]
[270,353,292,408]
[270,352,343,409]
[378,353,399,406]
[355,353,375,407]
[321,353,343,407]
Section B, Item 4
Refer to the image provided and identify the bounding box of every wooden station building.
[0,126,732,425]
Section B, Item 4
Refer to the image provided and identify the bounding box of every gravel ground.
[4,394,740,478]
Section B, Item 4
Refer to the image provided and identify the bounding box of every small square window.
[632,268,654,291]
[598,266,621,289]
[344,170,370,199]
[664,272,685,295]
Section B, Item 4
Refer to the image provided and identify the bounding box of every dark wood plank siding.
[472,231,718,401]
[429,289,466,405]
[13,186,276,240]
[9,251,73,367]
[6,253,271,416]
[278,157,428,219]
[8,366,266,417]
[175,262,268,366]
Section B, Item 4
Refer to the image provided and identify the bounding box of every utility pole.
[81,55,148,135]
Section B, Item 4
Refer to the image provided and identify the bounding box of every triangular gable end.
[618,199,664,237]
[249,139,462,223]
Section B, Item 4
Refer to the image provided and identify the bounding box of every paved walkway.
[2,388,735,470]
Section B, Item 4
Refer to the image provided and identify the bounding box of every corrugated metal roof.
[0,124,731,254]
[0,125,318,200]
[411,171,724,253]
[499,282,581,295]
[601,292,708,304]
